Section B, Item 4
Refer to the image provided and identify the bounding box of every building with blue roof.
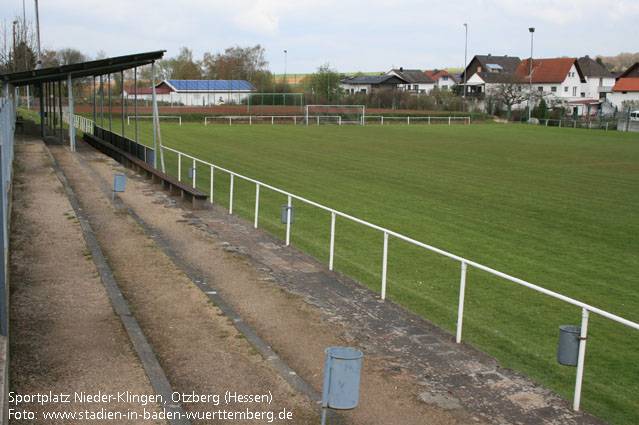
[125,79,257,106]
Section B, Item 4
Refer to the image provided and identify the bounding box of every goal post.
[305,105,365,125]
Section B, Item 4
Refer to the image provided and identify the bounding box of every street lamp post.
[528,27,535,122]
[283,50,287,112]
[463,23,468,111]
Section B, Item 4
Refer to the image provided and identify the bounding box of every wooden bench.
[83,133,208,209]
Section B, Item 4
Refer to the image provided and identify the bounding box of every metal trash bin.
[281,205,294,224]
[322,347,363,410]
[557,325,581,366]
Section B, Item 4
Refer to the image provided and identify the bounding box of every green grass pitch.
[109,119,638,424]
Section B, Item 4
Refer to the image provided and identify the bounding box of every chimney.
[400,67,403,72]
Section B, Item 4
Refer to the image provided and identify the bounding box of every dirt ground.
[47,135,475,425]
[9,137,164,424]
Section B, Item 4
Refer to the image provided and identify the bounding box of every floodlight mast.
[528,27,535,122]
[34,0,42,69]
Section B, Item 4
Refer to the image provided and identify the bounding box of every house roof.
[612,78,639,92]
[475,72,518,84]
[424,70,459,83]
[577,56,615,78]
[472,55,521,73]
[340,75,407,85]
[618,62,639,79]
[160,79,256,91]
[515,58,585,83]
[388,69,434,84]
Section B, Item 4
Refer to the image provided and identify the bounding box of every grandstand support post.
[254,184,260,228]
[58,81,63,143]
[229,174,234,214]
[285,196,292,246]
[67,73,75,152]
[108,73,112,131]
[151,61,158,168]
[456,262,468,344]
[93,76,97,124]
[573,308,589,411]
[39,82,44,136]
[121,71,125,138]
[100,75,104,128]
[134,67,138,143]
[329,212,336,270]
[381,232,388,300]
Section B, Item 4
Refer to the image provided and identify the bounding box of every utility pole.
[528,27,535,122]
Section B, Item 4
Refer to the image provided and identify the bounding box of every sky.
[2,0,639,74]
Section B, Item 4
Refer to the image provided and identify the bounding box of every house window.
[442,85,449,90]
[442,76,448,81]
[581,92,585,97]
[413,85,419,91]
[564,86,568,92]
[538,86,543,92]
[551,86,557,93]
[361,89,366,94]
[573,87,577,96]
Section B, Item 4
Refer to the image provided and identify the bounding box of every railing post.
[329,212,336,270]
[407,116,410,125]
[456,262,468,343]
[229,174,234,214]
[177,153,182,182]
[192,158,196,189]
[573,308,590,411]
[449,116,451,125]
[254,184,260,228]
[285,195,292,246]
[381,231,388,300]
[210,165,214,203]
[428,116,431,125]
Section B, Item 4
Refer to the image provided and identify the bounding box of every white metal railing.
[364,116,470,125]
[162,143,638,412]
[62,112,94,135]
[202,115,471,126]
[204,115,343,126]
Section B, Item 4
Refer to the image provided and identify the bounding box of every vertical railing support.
[573,308,590,411]
[210,165,214,203]
[177,153,182,182]
[329,212,336,270]
[192,158,196,189]
[229,174,234,214]
[381,231,389,300]
[285,195,292,246]
[456,262,468,344]
[254,184,260,228]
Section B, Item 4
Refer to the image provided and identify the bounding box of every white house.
[340,75,407,94]
[607,62,639,110]
[514,58,599,116]
[423,70,458,90]
[124,79,256,106]
[386,68,435,93]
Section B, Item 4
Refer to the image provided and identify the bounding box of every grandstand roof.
[160,79,256,92]
[0,50,165,86]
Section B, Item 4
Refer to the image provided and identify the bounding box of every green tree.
[308,63,341,105]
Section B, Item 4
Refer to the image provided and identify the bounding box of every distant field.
[107,120,638,424]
